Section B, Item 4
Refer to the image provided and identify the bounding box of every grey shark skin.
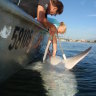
[46,47,92,69]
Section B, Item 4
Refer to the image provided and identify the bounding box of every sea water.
[26,42,96,96]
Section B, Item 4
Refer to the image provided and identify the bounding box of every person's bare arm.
[37,5,52,28]
[52,35,57,57]
[37,5,57,34]
[47,37,57,57]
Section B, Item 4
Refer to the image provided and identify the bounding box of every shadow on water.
[0,69,47,96]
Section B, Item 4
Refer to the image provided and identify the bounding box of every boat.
[0,0,48,83]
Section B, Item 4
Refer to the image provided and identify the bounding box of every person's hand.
[49,25,57,36]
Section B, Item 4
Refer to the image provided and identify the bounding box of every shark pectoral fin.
[63,47,92,69]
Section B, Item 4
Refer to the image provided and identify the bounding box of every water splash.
[26,61,78,96]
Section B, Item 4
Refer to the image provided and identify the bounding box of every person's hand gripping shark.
[43,22,66,61]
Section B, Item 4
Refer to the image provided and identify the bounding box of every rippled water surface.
[26,42,96,96]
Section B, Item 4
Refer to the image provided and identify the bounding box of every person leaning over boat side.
[37,0,64,57]
[48,21,66,57]
[11,0,63,33]
[37,0,63,32]
[11,0,64,56]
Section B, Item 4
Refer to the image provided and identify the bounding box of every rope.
[43,32,66,62]
[17,0,21,6]
[43,40,51,62]
[48,31,67,60]
[57,35,67,60]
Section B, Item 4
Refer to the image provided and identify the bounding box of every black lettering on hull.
[8,26,33,50]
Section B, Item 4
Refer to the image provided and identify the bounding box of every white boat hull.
[0,0,48,83]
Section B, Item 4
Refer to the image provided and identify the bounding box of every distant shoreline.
[58,38,96,43]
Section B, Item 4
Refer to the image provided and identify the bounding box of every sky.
[48,0,96,40]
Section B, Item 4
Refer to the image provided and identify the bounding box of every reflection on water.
[26,61,78,96]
